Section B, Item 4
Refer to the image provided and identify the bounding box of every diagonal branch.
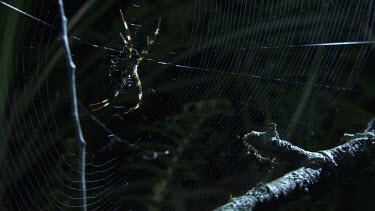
[215,123,375,211]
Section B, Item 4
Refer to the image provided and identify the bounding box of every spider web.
[0,0,374,210]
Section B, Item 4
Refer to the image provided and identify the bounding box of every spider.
[90,9,161,115]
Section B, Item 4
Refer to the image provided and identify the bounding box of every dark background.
[0,0,374,210]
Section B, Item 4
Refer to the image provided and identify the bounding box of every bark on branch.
[215,123,375,211]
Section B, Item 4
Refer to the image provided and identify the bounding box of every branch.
[58,0,87,210]
[215,123,375,211]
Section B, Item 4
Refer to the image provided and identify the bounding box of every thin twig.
[57,0,87,210]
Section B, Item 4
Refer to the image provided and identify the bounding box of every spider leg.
[89,99,110,111]
[119,9,134,55]
[138,17,161,60]
[89,89,121,112]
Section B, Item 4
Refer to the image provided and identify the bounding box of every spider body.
[90,9,161,115]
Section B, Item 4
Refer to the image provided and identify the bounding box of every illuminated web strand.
[0,0,121,54]
[0,1,52,26]
[251,40,375,49]
[72,37,121,53]
[144,58,349,90]
[80,39,373,84]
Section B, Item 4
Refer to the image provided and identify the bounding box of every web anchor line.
[144,58,351,91]
[83,39,373,91]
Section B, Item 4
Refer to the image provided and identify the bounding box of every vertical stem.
[365,116,375,132]
[285,48,324,139]
[57,0,87,210]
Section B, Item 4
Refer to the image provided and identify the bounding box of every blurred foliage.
[112,99,234,210]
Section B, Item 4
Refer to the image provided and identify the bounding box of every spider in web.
[90,9,161,115]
